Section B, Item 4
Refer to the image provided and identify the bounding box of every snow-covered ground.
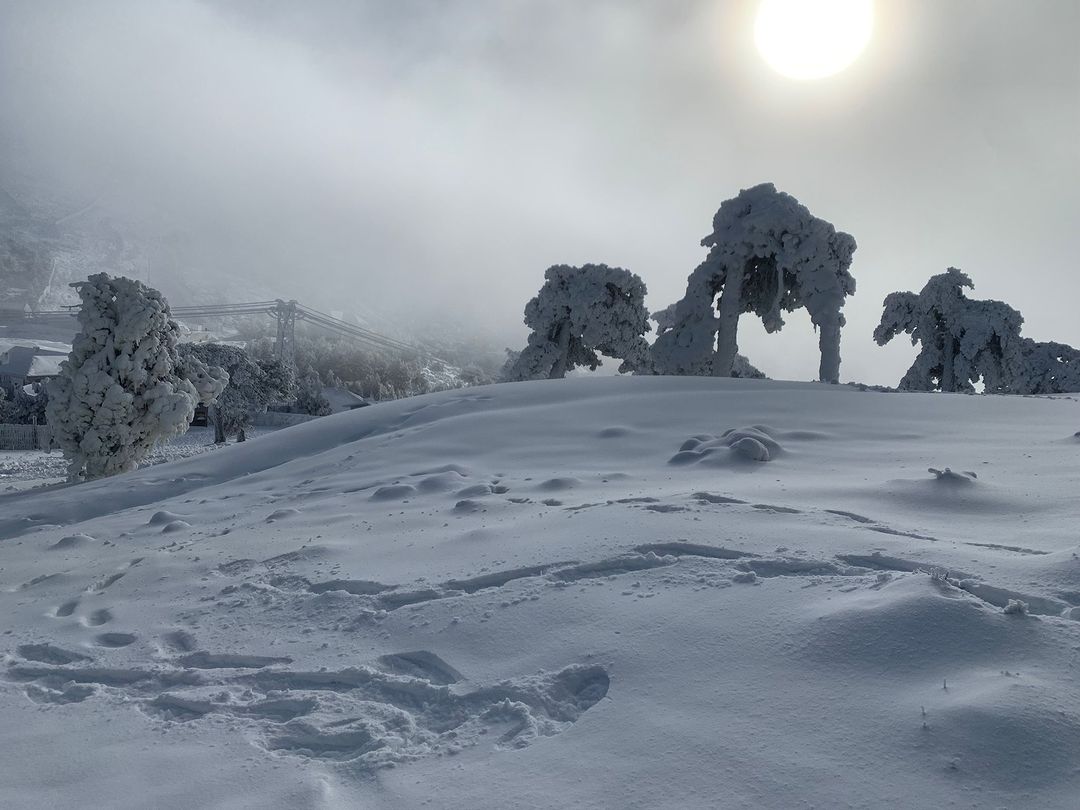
[0,425,277,492]
[1,377,1078,809]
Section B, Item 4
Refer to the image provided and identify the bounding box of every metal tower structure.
[272,299,298,366]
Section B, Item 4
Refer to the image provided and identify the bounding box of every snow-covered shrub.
[874,269,1026,393]
[650,183,856,383]
[180,343,292,443]
[295,370,331,416]
[504,264,653,381]
[0,382,49,425]
[1012,339,1080,394]
[46,273,202,481]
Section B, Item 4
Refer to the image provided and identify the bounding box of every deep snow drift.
[1,377,1079,809]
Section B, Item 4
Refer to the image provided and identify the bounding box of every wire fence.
[0,424,52,451]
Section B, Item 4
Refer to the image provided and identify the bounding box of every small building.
[322,386,370,413]
[0,342,69,388]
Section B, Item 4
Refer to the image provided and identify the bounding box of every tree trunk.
[714,264,745,377]
[941,336,957,392]
[817,313,842,384]
[237,426,247,442]
[211,406,226,444]
[548,322,573,379]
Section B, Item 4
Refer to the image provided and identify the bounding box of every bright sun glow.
[754,0,873,81]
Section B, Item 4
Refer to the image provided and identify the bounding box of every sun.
[754,0,874,81]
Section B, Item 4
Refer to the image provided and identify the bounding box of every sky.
[1,0,1078,384]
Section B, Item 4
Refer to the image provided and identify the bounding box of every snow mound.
[670,425,783,465]
[48,534,95,551]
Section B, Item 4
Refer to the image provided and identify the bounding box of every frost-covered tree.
[180,343,291,443]
[873,268,1025,393]
[504,264,653,381]
[1012,339,1080,394]
[46,274,207,481]
[295,369,332,416]
[651,305,765,379]
[651,183,857,383]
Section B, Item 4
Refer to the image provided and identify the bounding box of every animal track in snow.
[962,541,1050,555]
[751,504,802,514]
[824,509,874,523]
[307,579,390,596]
[692,492,748,505]
[17,643,92,665]
[836,553,971,579]
[376,651,463,685]
[634,542,754,560]
[177,652,293,669]
[162,630,197,652]
[85,608,113,627]
[95,632,137,648]
[88,571,125,592]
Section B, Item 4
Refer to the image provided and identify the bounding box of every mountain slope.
[1,377,1078,809]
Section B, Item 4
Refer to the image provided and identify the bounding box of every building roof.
[0,344,69,379]
[322,386,370,412]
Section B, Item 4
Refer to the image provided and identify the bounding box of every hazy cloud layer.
[2,0,1077,383]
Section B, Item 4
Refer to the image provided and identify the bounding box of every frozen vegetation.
[651,183,856,382]
[2,376,1079,808]
[45,274,223,481]
[503,263,652,381]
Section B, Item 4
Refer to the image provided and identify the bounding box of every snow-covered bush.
[46,274,204,481]
[0,382,49,425]
[180,343,291,443]
[1012,339,1080,394]
[504,264,652,381]
[874,269,1025,393]
[650,183,856,383]
[295,370,331,417]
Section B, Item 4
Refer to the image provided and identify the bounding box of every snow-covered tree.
[651,305,765,379]
[9,382,49,425]
[180,343,291,443]
[295,370,331,416]
[1012,339,1080,394]
[873,268,1025,393]
[650,183,857,383]
[46,273,205,481]
[504,264,653,381]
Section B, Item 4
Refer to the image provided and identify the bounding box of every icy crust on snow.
[3,376,1080,808]
[651,183,856,381]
